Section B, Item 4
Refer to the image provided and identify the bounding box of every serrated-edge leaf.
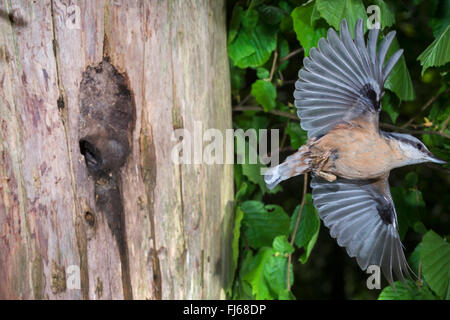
[228,5,243,44]
[251,79,277,111]
[385,39,415,101]
[421,230,450,299]
[378,280,437,300]
[291,3,327,56]
[273,235,294,254]
[243,247,274,300]
[316,0,368,36]
[418,25,450,75]
[241,201,291,248]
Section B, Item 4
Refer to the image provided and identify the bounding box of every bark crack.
[140,5,162,299]
[49,0,89,299]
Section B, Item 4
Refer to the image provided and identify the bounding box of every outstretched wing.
[294,19,403,138]
[310,176,412,285]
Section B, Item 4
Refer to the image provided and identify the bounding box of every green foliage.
[291,3,327,56]
[228,6,277,68]
[286,121,308,149]
[251,80,277,111]
[228,0,450,300]
[378,280,437,300]
[315,0,367,36]
[381,91,400,123]
[420,230,450,299]
[241,201,291,248]
[379,230,450,300]
[289,195,321,264]
[390,173,426,239]
[418,24,450,75]
[385,38,416,101]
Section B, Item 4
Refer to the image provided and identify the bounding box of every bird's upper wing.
[310,175,412,285]
[294,19,403,138]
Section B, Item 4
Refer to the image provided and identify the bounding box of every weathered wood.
[0,0,233,299]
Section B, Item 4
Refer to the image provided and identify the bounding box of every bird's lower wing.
[310,176,412,285]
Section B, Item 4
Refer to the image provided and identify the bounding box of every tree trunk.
[0,0,233,300]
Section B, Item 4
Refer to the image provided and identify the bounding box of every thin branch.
[287,173,308,291]
[440,115,450,133]
[402,88,450,128]
[268,50,278,82]
[279,48,304,64]
[233,106,450,138]
[233,105,299,120]
[280,120,289,149]
[235,93,252,108]
[381,123,450,139]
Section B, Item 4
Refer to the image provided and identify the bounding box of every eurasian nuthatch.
[265,19,446,285]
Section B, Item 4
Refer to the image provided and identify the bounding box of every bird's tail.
[264,145,311,190]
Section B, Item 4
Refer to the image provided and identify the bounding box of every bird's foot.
[315,170,337,182]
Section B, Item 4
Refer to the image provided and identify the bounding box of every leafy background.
[227,0,450,300]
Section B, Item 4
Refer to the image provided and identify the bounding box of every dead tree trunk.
[0,0,233,299]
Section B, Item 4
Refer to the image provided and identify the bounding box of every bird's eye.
[416,143,423,151]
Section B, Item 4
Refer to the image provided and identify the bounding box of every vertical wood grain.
[0,0,233,299]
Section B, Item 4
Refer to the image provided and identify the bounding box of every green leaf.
[315,0,367,36]
[405,172,419,188]
[291,3,327,56]
[229,23,277,68]
[263,236,295,299]
[230,63,246,93]
[286,122,308,149]
[391,186,425,239]
[251,79,277,111]
[232,207,245,276]
[237,141,281,195]
[228,5,243,44]
[381,91,399,124]
[235,182,248,203]
[232,251,255,299]
[256,67,270,79]
[264,250,292,299]
[421,230,450,299]
[278,37,290,71]
[289,194,321,263]
[418,25,450,76]
[385,39,415,101]
[228,31,257,65]
[242,9,259,30]
[243,247,274,300]
[378,280,437,300]
[241,201,291,248]
[413,221,428,235]
[408,243,421,275]
[258,5,286,25]
[272,235,294,254]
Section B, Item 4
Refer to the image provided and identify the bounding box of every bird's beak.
[427,154,447,164]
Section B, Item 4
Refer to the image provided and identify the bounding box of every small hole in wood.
[84,211,95,227]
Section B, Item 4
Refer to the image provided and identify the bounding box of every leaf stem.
[268,50,278,82]
[287,173,308,291]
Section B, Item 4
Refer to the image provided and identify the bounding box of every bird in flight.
[264,18,446,285]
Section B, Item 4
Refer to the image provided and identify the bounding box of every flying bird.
[264,18,446,285]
